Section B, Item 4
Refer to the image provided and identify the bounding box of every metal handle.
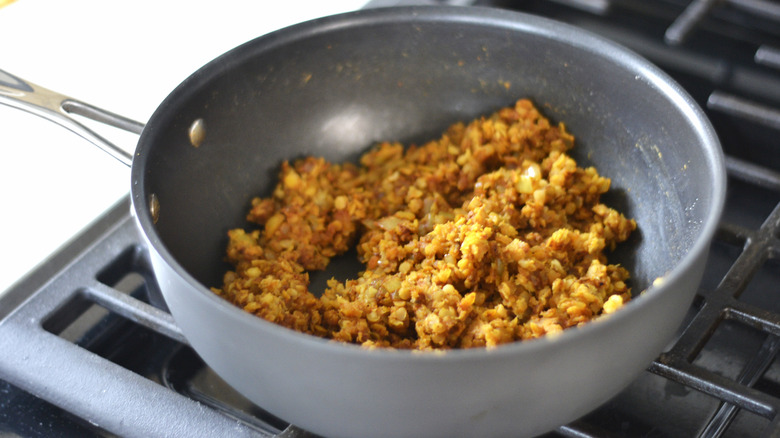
[0,68,145,167]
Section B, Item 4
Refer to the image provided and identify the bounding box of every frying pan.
[0,6,725,438]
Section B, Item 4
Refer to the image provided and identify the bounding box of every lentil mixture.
[211,99,636,350]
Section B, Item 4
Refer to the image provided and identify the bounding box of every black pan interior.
[136,8,719,296]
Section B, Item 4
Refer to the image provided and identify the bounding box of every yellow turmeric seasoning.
[212,99,636,350]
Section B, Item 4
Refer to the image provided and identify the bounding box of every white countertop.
[0,0,366,295]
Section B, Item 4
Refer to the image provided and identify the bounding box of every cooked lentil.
[211,99,636,350]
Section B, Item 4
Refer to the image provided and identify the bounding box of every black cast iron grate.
[0,199,312,438]
[2,0,780,437]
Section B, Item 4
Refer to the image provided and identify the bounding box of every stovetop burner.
[2,1,780,437]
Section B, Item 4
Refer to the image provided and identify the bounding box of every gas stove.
[2,0,780,436]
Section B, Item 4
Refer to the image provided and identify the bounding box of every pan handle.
[0,68,144,167]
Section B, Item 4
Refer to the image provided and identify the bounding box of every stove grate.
[0,199,310,438]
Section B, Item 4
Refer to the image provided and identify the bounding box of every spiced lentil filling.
[211,99,636,350]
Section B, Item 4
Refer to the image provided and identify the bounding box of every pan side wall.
[148,235,710,438]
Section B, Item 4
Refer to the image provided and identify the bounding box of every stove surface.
[0,0,365,296]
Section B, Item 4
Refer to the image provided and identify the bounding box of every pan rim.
[130,4,726,360]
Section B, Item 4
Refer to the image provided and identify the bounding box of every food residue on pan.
[211,99,637,350]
